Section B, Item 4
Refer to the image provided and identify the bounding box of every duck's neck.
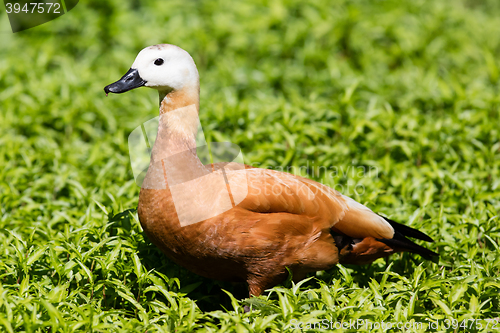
[159,83,200,114]
[146,84,208,189]
[151,84,200,163]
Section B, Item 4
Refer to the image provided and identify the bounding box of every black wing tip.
[380,215,435,243]
[377,232,439,259]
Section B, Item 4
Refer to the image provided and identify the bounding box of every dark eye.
[154,58,164,66]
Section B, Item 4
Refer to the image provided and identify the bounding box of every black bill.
[104,68,147,94]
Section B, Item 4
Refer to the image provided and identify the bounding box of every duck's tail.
[333,217,438,265]
[376,217,438,259]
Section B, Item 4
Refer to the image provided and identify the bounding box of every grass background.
[1,0,500,331]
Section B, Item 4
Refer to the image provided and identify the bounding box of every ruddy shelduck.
[104,44,438,298]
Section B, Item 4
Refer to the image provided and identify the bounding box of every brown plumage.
[105,44,438,297]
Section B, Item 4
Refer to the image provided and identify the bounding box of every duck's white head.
[104,44,199,96]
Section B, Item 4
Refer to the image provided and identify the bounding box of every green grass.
[1,0,500,331]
